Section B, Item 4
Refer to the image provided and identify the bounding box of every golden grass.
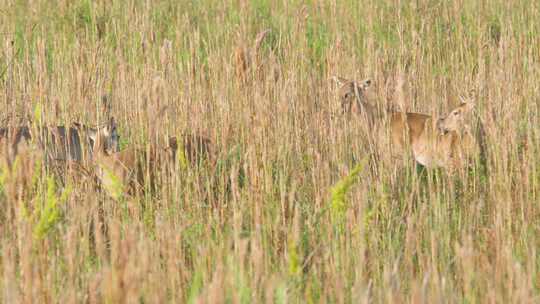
[0,0,539,302]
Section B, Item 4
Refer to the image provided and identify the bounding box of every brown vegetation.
[0,1,539,303]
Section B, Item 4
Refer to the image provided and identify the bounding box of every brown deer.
[0,121,120,165]
[333,76,478,170]
[92,130,213,198]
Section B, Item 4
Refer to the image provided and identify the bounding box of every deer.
[0,117,120,200]
[0,95,120,165]
[90,103,213,197]
[0,121,120,165]
[333,76,478,171]
[91,126,213,198]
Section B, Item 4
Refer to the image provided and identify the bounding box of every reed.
[0,0,538,302]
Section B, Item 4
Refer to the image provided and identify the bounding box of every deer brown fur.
[334,76,478,170]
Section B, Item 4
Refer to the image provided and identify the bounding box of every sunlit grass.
[0,0,539,302]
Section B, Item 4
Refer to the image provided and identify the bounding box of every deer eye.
[453,111,460,116]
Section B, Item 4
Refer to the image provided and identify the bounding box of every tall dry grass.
[0,0,539,302]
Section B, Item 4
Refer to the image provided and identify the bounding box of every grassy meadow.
[1,0,539,302]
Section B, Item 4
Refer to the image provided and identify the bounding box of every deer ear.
[332,76,350,86]
[108,117,117,130]
[460,101,475,112]
[102,95,112,117]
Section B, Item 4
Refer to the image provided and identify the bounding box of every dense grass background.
[1,0,539,302]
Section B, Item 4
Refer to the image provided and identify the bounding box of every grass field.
[1,0,539,302]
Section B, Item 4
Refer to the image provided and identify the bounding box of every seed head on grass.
[34,176,70,240]
[329,157,368,229]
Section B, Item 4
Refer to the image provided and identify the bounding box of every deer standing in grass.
[91,104,213,197]
[0,122,120,164]
[0,118,120,200]
[0,96,121,165]
[333,76,478,171]
[92,122,213,198]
